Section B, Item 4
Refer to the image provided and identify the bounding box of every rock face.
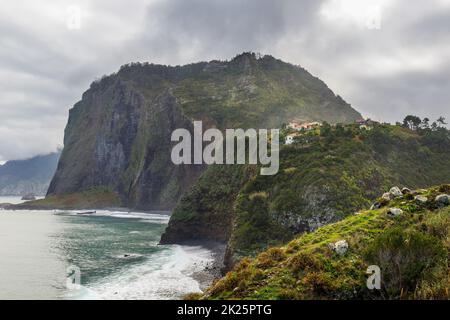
[0,152,60,196]
[48,85,204,210]
[48,53,363,210]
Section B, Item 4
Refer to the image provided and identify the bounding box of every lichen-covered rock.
[414,195,428,204]
[332,240,349,255]
[387,207,403,217]
[389,187,403,198]
[401,187,411,194]
[382,192,393,201]
[435,194,449,207]
[371,202,382,210]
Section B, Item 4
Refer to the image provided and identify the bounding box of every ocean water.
[0,197,213,300]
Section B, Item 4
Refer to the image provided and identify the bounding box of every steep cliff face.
[0,152,60,196]
[48,53,363,210]
[48,80,203,210]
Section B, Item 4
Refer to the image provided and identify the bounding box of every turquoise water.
[0,197,213,300]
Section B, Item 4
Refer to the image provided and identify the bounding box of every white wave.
[59,210,171,223]
[73,245,214,300]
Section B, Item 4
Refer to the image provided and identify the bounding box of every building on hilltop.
[287,120,321,131]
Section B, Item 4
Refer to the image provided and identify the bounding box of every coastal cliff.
[47,52,362,210]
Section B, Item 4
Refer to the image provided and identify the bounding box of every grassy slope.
[201,184,450,300]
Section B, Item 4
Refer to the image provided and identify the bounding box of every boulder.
[387,207,403,217]
[414,195,428,204]
[389,187,403,198]
[435,194,449,207]
[370,202,382,210]
[330,240,348,255]
[401,187,411,194]
[382,192,393,201]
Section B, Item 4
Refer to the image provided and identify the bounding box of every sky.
[1,0,449,162]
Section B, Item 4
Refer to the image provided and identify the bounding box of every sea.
[0,196,214,300]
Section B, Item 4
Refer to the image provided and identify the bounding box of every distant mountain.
[47,52,362,210]
[0,152,60,196]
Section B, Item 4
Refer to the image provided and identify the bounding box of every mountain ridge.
[46,52,363,210]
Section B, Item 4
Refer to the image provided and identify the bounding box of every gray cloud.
[0,0,449,161]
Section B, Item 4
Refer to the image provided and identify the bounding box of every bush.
[364,228,447,298]
[287,251,324,274]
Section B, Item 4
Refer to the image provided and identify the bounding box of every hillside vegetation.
[162,123,450,268]
[200,184,450,300]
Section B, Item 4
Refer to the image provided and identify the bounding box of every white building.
[287,121,321,131]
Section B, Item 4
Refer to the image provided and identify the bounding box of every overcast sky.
[1,0,449,162]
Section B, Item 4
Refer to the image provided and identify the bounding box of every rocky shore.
[186,242,227,291]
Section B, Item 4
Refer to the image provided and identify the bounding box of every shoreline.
[179,241,227,292]
[1,198,227,297]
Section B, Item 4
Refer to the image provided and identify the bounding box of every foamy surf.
[70,245,214,300]
[56,210,170,224]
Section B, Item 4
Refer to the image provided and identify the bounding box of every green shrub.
[364,228,447,298]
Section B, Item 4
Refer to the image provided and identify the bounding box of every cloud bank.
[1,0,449,161]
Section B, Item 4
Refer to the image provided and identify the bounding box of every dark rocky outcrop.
[48,84,204,210]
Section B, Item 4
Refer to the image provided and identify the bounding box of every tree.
[431,122,438,131]
[421,117,430,129]
[402,115,422,131]
[437,116,447,126]
[320,121,332,137]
